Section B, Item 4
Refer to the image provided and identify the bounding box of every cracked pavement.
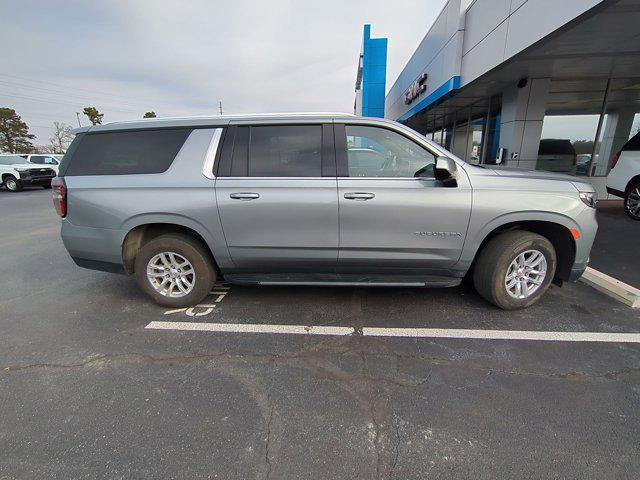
[1,189,640,479]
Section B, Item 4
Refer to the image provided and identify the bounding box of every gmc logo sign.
[404,73,428,105]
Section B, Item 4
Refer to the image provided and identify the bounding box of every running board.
[224,274,462,288]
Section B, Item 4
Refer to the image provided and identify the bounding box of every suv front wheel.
[624,180,640,220]
[134,233,217,308]
[473,231,557,310]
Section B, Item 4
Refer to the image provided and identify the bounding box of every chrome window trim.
[201,128,223,180]
[216,177,334,181]
[216,176,436,181]
[338,176,436,181]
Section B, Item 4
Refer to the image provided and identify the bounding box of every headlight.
[14,168,29,172]
[579,191,597,208]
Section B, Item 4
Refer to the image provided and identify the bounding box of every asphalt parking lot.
[591,203,640,288]
[2,188,640,479]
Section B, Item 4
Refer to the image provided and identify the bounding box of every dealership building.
[355,0,640,197]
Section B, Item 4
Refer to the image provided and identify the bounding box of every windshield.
[0,155,27,165]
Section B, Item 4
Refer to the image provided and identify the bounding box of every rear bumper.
[71,257,126,274]
[61,220,126,273]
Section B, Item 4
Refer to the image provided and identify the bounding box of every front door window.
[345,125,436,178]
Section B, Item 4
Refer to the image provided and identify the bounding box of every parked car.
[24,154,62,175]
[576,154,594,176]
[54,114,598,310]
[0,154,57,191]
[606,131,640,220]
[536,139,577,174]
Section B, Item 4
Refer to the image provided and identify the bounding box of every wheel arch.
[121,217,220,275]
[2,173,17,182]
[468,217,577,283]
[625,174,640,193]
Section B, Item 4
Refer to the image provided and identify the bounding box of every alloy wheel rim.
[146,251,195,298]
[627,188,640,218]
[7,179,16,190]
[504,249,547,300]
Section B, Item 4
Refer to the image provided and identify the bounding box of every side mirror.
[435,156,457,186]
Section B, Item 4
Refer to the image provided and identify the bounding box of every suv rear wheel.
[3,175,23,192]
[134,233,217,307]
[473,231,557,310]
[624,180,640,220]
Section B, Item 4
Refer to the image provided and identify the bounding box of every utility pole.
[75,112,82,127]
[219,101,223,115]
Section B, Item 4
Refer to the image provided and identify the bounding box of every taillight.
[610,151,621,169]
[572,154,577,166]
[52,177,67,217]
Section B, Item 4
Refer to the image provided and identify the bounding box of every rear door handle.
[344,192,375,200]
[230,192,260,200]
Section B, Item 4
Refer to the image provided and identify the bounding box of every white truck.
[0,154,57,192]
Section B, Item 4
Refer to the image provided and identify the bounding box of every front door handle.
[344,192,375,201]
[230,192,260,200]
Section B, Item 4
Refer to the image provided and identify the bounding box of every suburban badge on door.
[414,231,463,237]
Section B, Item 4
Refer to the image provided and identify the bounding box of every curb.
[580,267,640,309]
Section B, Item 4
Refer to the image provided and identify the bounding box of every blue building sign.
[354,24,387,118]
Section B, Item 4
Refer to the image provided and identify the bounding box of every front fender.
[457,210,581,270]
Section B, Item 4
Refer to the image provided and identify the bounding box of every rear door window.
[623,132,640,151]
[248,125,322,177]
[64,128,191,176]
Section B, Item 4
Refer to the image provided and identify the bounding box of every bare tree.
[49,122,74,153]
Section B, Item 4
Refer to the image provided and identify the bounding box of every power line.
[0,80,155,111]
[0,92,142,113]
[0,73,171,106]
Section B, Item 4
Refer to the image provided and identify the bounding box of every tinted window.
[623,132,640,151]
[345,125,436,178]
[29,155,57,165]
[248,125,322,177]
[538,139,576,156]
[231,127,249,176]
[65,129,191,176]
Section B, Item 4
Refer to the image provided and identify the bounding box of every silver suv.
[53,113,598,310]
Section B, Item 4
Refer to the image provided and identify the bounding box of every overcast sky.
[1,0,448,143]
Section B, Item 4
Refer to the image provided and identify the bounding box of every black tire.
[624,180,640,221]
[134,233,217,308]
[42,184,52,189]
[473,230,556,310]
[3,175,23,192]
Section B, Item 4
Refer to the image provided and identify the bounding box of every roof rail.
[102,112,356,126]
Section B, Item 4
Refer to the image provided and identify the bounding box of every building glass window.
[591,78,640,176]
[451,109,468,160]
[538,115,599,175]
[536,79,607,176]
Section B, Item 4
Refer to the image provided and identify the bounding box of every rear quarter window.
[623,132,640,151]
[64,128,191,176]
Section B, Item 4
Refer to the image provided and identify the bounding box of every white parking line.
[362,327,640,343]
[146,321,354,336]
[145,321,640,343]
